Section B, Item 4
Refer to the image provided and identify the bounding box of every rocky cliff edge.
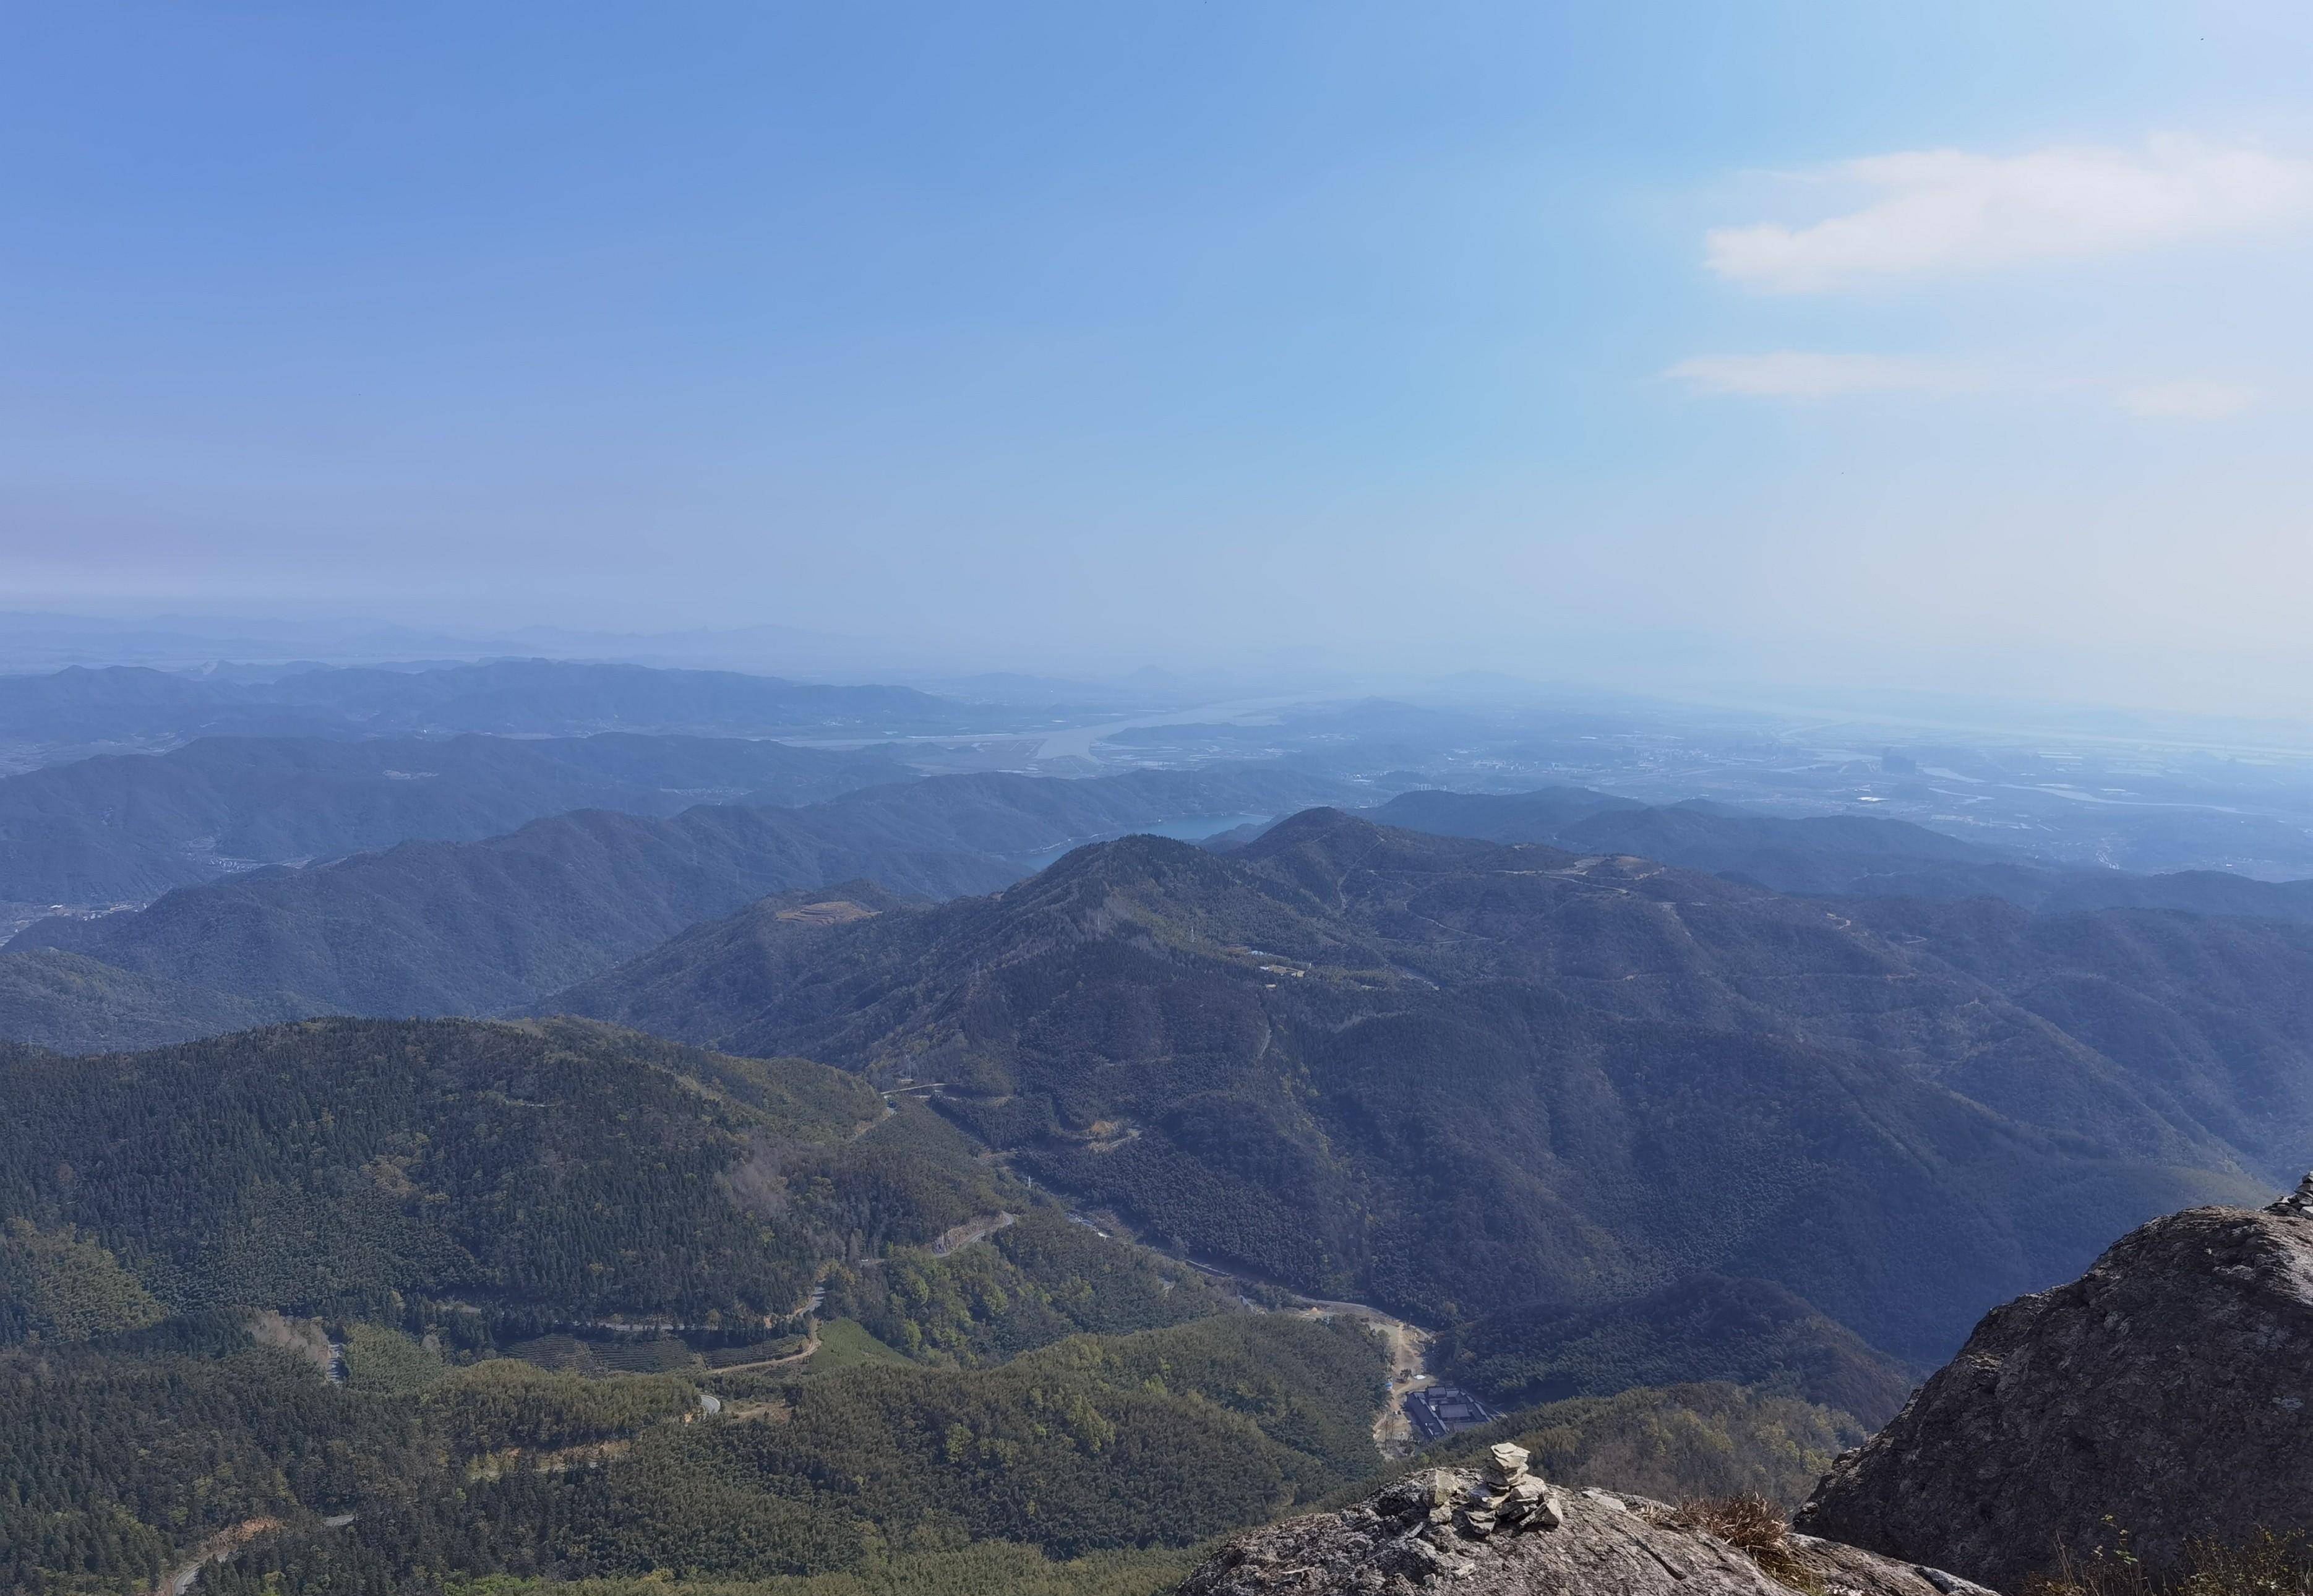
[1797,1193,2313,1591]
[1176,1452,1997,1596]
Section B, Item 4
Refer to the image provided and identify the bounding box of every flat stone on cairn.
[2267,1172,2313,1216]
[1452,1441,1563,1538]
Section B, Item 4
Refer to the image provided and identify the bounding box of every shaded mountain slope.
[11,805,1015,1016]
[543,880,920,1044]
[0,948,306,1054]
[552,809,2269,1361]
[4,766,1351,1032]
[1843,895,2313,1180]
[570,808,2274,1175]
[1436,1273,1918,1425]
[0,731,909,906]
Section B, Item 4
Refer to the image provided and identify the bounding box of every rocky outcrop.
[1797,1193,2313,1591]
[1175,1460,1996,1596]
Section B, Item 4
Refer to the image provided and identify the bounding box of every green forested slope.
[557,810,2272,1360]
[0,1017,901,1323]
[2,1012,1397,1594]
[1434,1272,1917,1424]
[821,1207,1237,1364]
[16,802,2304,1592]
[436,1545,1205,1596]
[2,1324,435,1594]
[2,1310,1382,1596]
[599,1314,1384,1569]
[0,1218,166,1345]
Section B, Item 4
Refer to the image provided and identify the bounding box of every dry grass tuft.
[1670,1493,1822,1595]
[2029,1529,2313,1596]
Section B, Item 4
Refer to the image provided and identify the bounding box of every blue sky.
[4,2,2311,706]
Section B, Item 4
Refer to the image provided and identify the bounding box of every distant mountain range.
[549,807,2300,1363]
[0,732,911,907]
[0,658,989,763]
[1373,786,2313,920]
[0,766,1356,1049]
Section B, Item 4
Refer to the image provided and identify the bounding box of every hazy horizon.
[7,3,2313,714]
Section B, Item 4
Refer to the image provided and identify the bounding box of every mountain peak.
[1239,804,1525,866]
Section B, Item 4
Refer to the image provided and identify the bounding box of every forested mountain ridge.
[568,805,2290,1171]
[0,1017,920,1324]
[0,664,338,752]
[554,808,2277,1361]
[9,804,1013,1018]
[1,764,1354,1043]
[0,731,909,907]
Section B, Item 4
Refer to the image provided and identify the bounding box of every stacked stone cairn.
[2269,1172,2313,1217]
[1453,1442,1561,1538]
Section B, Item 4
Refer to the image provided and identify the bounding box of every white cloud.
[2115,380,2259,419]
[1707,135,2313,292]
[1666,352,1983,398]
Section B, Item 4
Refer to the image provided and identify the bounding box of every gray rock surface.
[1175,1467,1994,1596]
[1796,1199,2313,1590]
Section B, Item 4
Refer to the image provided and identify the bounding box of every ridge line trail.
[1290,1295,1435,1457]
[702,1319,823,1375]
[930,1209,1016,1256]
[706,1211,1016,1376]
